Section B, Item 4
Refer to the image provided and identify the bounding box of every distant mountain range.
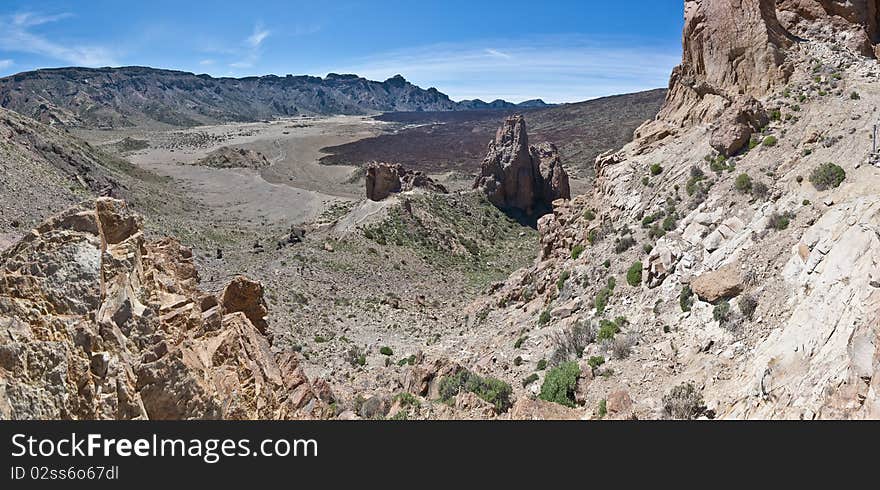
[0,66,553,129]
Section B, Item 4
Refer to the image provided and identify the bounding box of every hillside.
[0,67,550,129]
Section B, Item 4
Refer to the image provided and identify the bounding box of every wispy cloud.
[199,59,215,66]
[246,24,270,48]
[0,12,118,66]
[0,59,13,70]
[313,35,679,103]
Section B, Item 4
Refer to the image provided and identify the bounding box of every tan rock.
[691,262,745,302]
[220,276,269,334]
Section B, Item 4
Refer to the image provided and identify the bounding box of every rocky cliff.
[0,198,330,419]
[0,67,549,129]
[473,115,571,215]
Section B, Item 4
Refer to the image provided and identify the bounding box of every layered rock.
[777,0,880,57]
[365,162,448,201]
[0,198,328,420]
[474,115,570,215]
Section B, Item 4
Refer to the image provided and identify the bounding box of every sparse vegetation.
[439,369,513,412]
[809,162,846,190]
[734,173,753,193]
[522,373,539,387]
[626,262,643,287]
[571,244,586,260]
[680,285,694,312]
[587,356,605,371]
[663,382,705,420]
[739,294,758,320]
[768,212,791,231]
[713,300,731,324]
[549,320,597,365]
[539,361,580,408]
[380,346,394,356]
[762,135,777,147]
[650,163,663,175]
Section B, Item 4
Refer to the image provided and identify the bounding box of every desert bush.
[751,181,769,199]
[612,334,637,360]
[549,320,597,365]
[734,173,753,193]
[594,277,616,315]
[614,236,636,254]
[539,361,580,407]
[662,214,677,232]
[514,335,528,349]
[679,285,694,312]
[650,163,663,175]
[522,373,539,388]
[739,293,758,320]
[571,244,586,260]
[762,135,778,147]
[767,212,791,231]
[538,309,551,326]
[713,300,731,324]
[663,382,705,420]
[809,162,845,190]
[346,346,367,367]
[597,316,627,342]
[597,399,608,418]
[626,262,643,287]
[851,91,861,100]
[583,209,596,221]
[587,355,605,370]
[536,359,547,371]
[556,271,571,291]
[439,369,512,412]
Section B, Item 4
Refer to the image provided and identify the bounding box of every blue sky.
[0,1,684,103]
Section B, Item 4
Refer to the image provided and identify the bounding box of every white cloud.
[246,25,270,48]
[312,35,680,103]
[0,59,13,69]
[199,59,215,66]
[485,48,512,60]
[0,12,118,66]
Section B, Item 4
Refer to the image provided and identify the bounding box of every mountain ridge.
[0,65,552,129]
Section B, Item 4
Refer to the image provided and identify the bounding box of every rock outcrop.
[777,0,880,57]
[365,162,448,201]
[196,146,270,169]
[0,198,328,420]
[474,115,570,215]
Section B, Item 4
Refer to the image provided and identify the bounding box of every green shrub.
[762,135,777,147]
[603,259,611,268]
[680,285,694,312]
[663,382,704,419]
[587,356,605,370]
[439,369,513,412]
[597,317,626,341]
[539,361,580,407]
[594,278,615,315]
[768,212,791,231]
[614,236,636,253]
[513,356,523,366]
[522,373,539,388]
[650,163,663,176]
[538,309,551,326]
[626,262,643,287]
[556,271,570,291]
[713,301,731,324]
[662,215,677,232]
[536,359,547,371]
[734,173,753,193]
[583,209,596,221]
[851,91,861,100]
[380,346,394,356]
[571,244,586,260]
[643,243,653,254]
[598,399,608,418]
[641,176,650,186]
[514,335,528,349]
[809,163,845,190]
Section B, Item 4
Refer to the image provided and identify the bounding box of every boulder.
[606,390,634,419]
[221,276,269,334]
[691,262,745,302]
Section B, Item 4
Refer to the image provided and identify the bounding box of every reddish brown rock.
[221,275,269,334]
[365,162,447,201]
[474,115,570,214]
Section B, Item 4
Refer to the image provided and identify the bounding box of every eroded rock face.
[474,115,570,214]
[777,0,880,57]
[365,162,448,201]
[655,0,794,129]
[0,198,328,420]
